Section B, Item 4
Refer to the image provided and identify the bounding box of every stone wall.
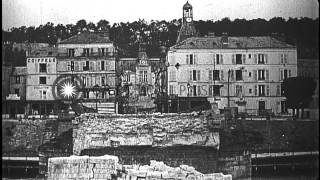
[73,113,220,155]
[3,119,46,156]
[47,155,232,180]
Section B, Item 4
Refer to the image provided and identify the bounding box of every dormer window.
[68,49,75,57]
[83,48,90,56]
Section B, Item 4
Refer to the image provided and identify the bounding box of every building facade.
[119,44,161,113]
[56,32,117,114]
[26,47,58,117]
[297,58,319,119]
[167,2,297,115]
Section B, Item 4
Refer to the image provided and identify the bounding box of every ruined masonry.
[72,113,221,155]
[47,155,232,180]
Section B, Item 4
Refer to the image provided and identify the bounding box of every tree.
[282,77,316,118]
[76,19,87,32]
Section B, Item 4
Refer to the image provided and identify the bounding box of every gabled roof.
[171,36,296,50]
[59,32,112,44]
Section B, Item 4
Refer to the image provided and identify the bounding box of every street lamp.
[92,84,100,112]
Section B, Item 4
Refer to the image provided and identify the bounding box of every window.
[15,76,20,84]
[248,54,251,59]
[84,91,89,98]
[280,54,288,64]
[281,101,287,113]
[186,54,195,64]
[39,63,47,73]
[212,70,220,80]
[169,71,176,81]
[280,69,291,80]
[236,54,242,64]
[141,86,147,96]
[70,61,74,71]
[235,70,242,81]
[139,71,148,82]
[101,76,105,86]
[123,74,130,82]
[39,77,47,85]
[193,70,197,81]
[82,76,87,86]
[249,72,251,77]
[68,49,75,57]
[281,84,285,96]
[209,85,221,96]
[215,54,223,64]
[235,85,243,97]
[258,54,265,64]
[258,85,265,96]
[99,48,106,56]
[40,90,47,99]
[14,88,19,96]
[169,85,174,95]
[83,61,89,71]
[193,85,197,96]
[83,48,90,56]
[249,89,252,94]
[143,71,148,82]
[258,70,265,80]
[101,61,105,71]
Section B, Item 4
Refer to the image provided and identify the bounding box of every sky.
[2,0,319,30]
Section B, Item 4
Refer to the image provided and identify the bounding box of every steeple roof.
[183,1,192,9]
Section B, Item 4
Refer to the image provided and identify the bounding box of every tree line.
[2,17,319,61]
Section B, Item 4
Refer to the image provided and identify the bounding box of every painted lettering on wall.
[27,58,56,63]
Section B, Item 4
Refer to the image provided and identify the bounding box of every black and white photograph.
[2,0,319,179]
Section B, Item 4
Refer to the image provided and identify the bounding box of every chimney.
[208,32,215,37]
[221,32,228,45]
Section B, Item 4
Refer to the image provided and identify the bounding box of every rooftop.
[59,32,112,44]
[171,36,296,50]
[28,47,58,57]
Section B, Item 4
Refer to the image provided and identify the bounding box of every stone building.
[26,47,58,117]
[167,2,297,115]
[297,58,319,119]
[56,31,117,114]
[118,43,161,113]
[5,67,27,118]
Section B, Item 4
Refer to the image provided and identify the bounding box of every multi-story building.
[119,43,161,113]
[56,31,117,114]
[5,67,27,118]
[26,47,58,117]
[167,2,297,115]
[297,58,319,119]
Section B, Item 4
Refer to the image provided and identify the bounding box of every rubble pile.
[8,119,46,150]
[73,114,220,155]
[47,155,232,180]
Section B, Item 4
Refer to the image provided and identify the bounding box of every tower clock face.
[186,17,192,22]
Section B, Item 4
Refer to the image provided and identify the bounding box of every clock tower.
[176,1,199,43]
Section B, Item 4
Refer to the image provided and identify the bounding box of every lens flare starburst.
[59,81,77,99]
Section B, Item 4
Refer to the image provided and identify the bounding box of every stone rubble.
[73,113,221,155]
[47,155,232,180]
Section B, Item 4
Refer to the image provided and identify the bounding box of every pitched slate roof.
[171,36,295,50]
[59,32,112,44]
